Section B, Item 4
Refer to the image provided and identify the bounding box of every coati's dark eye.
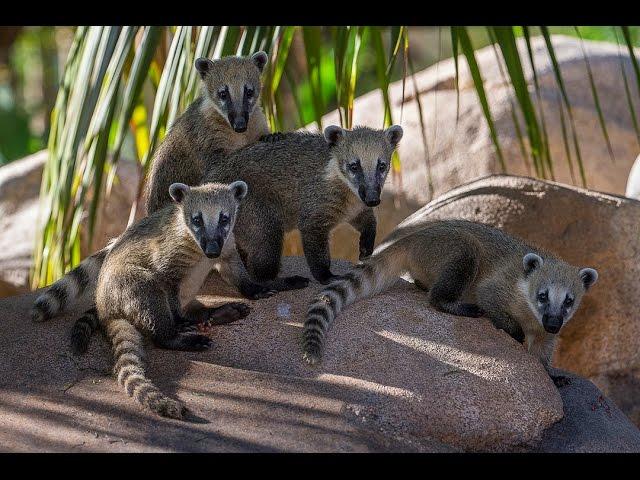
[537,291,548,303]
[378,161,387,172]
[219,213,230,226]
[218,89,228,100]
[191,213,203,228]
[564,296,574,307]
[348,162,360,173]
[245,86,254,98]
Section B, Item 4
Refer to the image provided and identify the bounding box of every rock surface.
[536,370,640,453]
[284,35,640,261]
[0,257,569,452]
[409,174,640,425]
[0,150,141,290]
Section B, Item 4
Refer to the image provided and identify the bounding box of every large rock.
[536,371,640,452]
[285,35,640,261]
[1,257,569,452]
[409,174,640,425]
[0,150,141,290]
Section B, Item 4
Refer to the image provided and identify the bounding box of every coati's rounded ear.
[229,180,248,201]
[579,267,598,290]
[195,57,214,79]
[324,125,344,146]
[523,253,543,275]
[251,51,268,73]
[385,125,403,146]
[169,183,190,203]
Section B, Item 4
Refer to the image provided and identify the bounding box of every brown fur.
[95,181,249,419]
[202,125,403,286]
[302,218,598,385]
[145,52,270,215]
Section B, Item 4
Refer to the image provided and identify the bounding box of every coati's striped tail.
[31,247,108,323]
[302,256,405,365]
[70,308,99,355]
[106,318,186,419]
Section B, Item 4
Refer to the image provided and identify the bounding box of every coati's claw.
[259,132,288,142]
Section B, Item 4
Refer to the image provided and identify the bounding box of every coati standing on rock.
[202,124,403,285]
[302,219,598,386]
[31,51,275,325]
[91,181,250,419]
[145,51,272,214]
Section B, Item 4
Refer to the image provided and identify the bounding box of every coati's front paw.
[281,275,310,290]
[177,322,198,334]
[457,303,485,318]
[176,333,213,351]
[314,269,347,285]
[240,282,278,300]
[206,302,250,325]
[551,374,571,388]
[259,132,287,142]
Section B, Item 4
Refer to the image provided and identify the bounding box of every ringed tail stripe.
[30,246,110,323]
[70,308,100,355]
[106,318,185,419]
[302,256,405,365]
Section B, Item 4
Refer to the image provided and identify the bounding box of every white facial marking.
[517,278,544,326]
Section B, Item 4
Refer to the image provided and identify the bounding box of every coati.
[92,180,250,419]
[145,51,272,214]
[202,124,403,286]
[302,218,598,385]
[31,51,275,325]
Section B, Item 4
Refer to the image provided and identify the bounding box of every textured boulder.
[0,257,565,452]
[0,150,141,289]
[536,371,640,452]
[285,35,640,261]
[410,174,640,424]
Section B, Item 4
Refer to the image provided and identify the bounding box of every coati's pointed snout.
[358,185,381,207]
[228,112,248,133]
[202,239,223,258]
[542,314,563,334]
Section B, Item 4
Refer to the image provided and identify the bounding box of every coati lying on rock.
[302,218,598,386]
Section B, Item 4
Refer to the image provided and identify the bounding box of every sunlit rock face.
[3,256,639,451]
[177,256,565,452]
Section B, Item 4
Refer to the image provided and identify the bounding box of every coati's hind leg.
[236,218,310,292]
[428,252,484,318]
[130,286,212,351]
